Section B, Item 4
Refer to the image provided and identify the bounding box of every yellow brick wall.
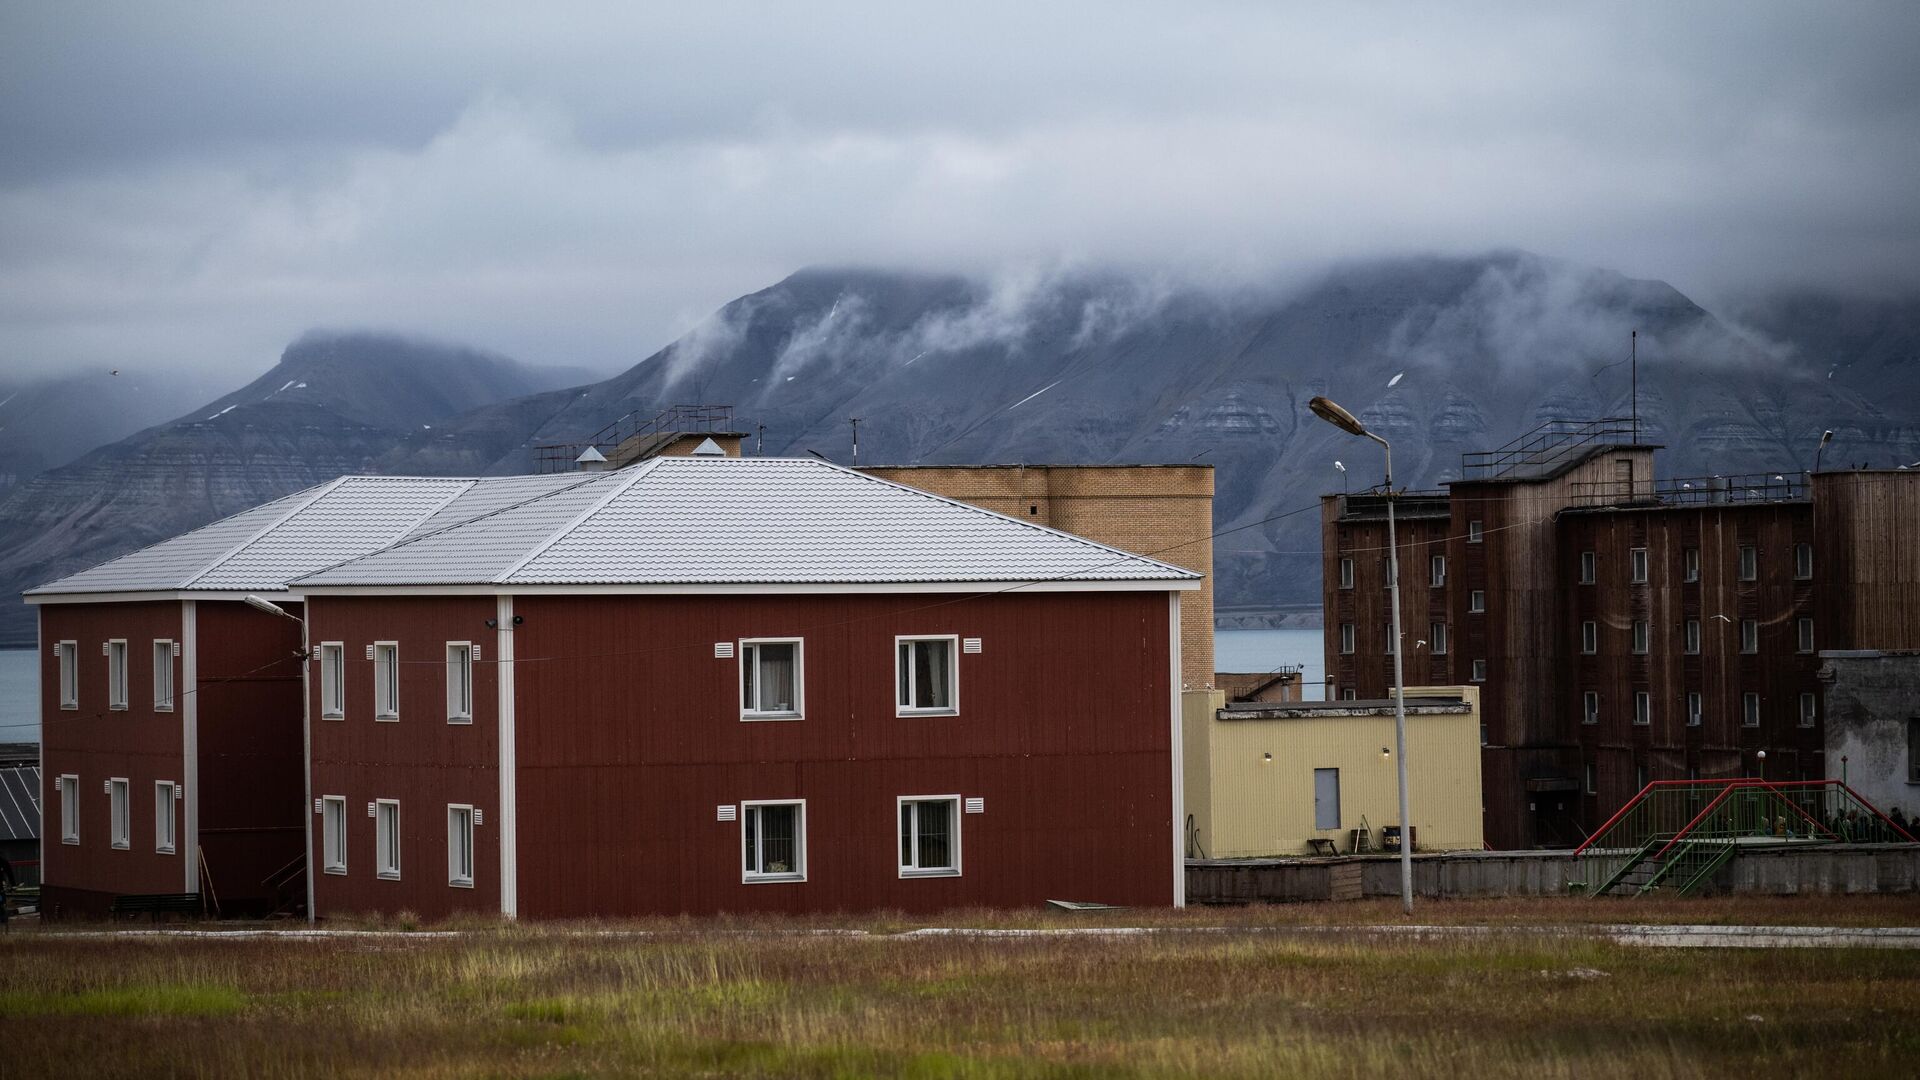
[863,465,1216,687]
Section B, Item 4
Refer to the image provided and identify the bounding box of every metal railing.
[1568,472,1807,509]
[532,404,736,473]
[1461,418,1642,481]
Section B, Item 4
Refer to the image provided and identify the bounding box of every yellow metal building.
[1183,686,1484,858]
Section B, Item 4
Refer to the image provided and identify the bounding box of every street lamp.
[1309,395,1414,916]
[246,594,314,925]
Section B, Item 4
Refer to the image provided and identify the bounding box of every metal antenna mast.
[1630,329,1638,444]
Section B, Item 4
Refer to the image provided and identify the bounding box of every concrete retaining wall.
[1188,844,1920,904]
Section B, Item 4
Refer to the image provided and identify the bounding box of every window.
[59,774,79,843]
[1740,619,1759,654]
[376,799,401,880]
[373,641,400,720]
[322,796,348,873]
[742,800,805,881]
[1342,688,1357,700]
[1581,621,1598,655]
[1687,691,1702,727]
[1684,619,1701,655]
[319,643,345,719]
[1582,691,1599,725]
[1470,659,1487,683]
[1313,768,1342,831]
[1683,547,1700,583]
[153,640,175,711]
[1797,618,1814,654]
[896,636,958,715]
[446,642,473,723]
[1584,762,1598,795]
[1467,520,1483,543]
[448,805,475,887]
[1339,623,1355,655]
[1794,542,1813,581]
[1580,551,1596,585]
[1738,545,1757,581]
[1635,764,1649,792]
[1742,692,1761,728]
[1430,555,1446,588]
[1910,719,1920,783]
[109,778,130,850]
[1429,622,1448,655]
[1338,557,1354,590]
[1381,557,1393,590]
[57,640,79,709]
[1383,625,1395,655]
[1632,620,1650,655]
[1469,590,1485,614]
[741,639,803,719]
[898,796,960,876]
[1480,723,1490,746]
[1629,548,1649,584]
[1634,691,1651,726]
[1799,693,1817,728]
[107,639,128,710]
[154,781,177,854]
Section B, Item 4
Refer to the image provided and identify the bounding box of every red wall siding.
[307,596,500,920]
[38,601,187,912]
[511,591,1174,918]
[195,600,306,909]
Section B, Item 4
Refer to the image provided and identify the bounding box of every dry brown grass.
[4,896,1918,1078]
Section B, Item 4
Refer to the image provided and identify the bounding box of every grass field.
[5,897,1920,1078]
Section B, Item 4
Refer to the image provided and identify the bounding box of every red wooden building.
[291,456,1198,919]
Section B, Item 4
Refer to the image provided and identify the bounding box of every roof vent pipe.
[575,446,610,472]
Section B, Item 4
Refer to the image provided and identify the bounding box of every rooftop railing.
[1461,417,1642,481]
[532,404,736,473]
[1568,471,1807,509]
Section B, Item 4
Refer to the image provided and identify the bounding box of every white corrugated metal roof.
[296,457,1199,588]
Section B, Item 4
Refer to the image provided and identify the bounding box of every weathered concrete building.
[1820,650,1920,821]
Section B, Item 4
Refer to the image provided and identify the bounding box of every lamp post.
[1309,395,1413,915]
[246,595,313,924]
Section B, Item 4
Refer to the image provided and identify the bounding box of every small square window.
[448,804,475,888]
[153,640,175,711]
[1582,691,1599,725]
[1581,621,1598,655]
[1343,688,1358,700]
[319,643,345,719]
[896,637,958,715]
[373,642,400,720]
[58,774,79,843]
[1631,620,1649,655]
[1794,542,1813,581]
[1339,623,1355,655]
[1467,520,1484,543]
[899,796,961,877]
[1741,619,1759,654]
[1742,692,1761,728]
[322,796,348,874]
[446,642,474,723]
[1338,557,1354,590]
[376,799,402,880]
[106,639,128,711]
[1579,551,1596,585]
[742,800,805,881]
[1683,547,1700,583]
[1469,590,1485,614]
[741,639,804,719]
[154,781,177,854]
[1687,691,1702,727]
[1629,548,1649,584]
[108,778,130,850]
[57,641,79,709]
[1799,693,1817,728]
[1738,545,1758,582]
[1634,691,1651,726]
[1797,618,1814,654]
[1430,555,1447,588]
[1684,619,1700,655]
[1470,659,1487,683]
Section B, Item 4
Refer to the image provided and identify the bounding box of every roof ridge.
[184,475,478,590]
[177,476,352,590]
[494,459,664,583]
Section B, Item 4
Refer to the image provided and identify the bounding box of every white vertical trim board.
[1168,590,1185,909]
[181,600,199,893]
[496,594,518,918]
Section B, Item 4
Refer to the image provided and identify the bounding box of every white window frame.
[322,795,348,874]
[1799,693,1817,728]
[1429,622,1448,656]
[106,639,128,711]
[897,795,962,878]
[446,642,474,724]
[59,773,79,843]
[1582,691,1600,725]
[1794,542,1813,581]
[153,640,175,711]
[1467,520,1483,543]
[1738,544,1758,582]
[1581,621,1598,655]
[1384,623,1395,655]
[1683,547,1700,583]
[375,799,401,880]
[1742,692,1761,728]
[1631,620,1650,655]
[1470,659,1486,683]
[1684,619,1701,655]
[1579,551,1596,585]
[739,638,804,721]
[740,799,807,882]
[1797,618,1814,655]
[1339,623,1355,655]
[1338,557,1354,590]
[1429,554,1446,588]
[1629,548,1649,584]
[373,642,400,720]
[1634,691,1652,726]
[1740,619,1759,654]
[154,780,177,854]
[319,642,345,719]
[894,635,959,717]
[57,640,79,709]
[1469,590,1485,614]
[447,804,475,888]
[108,777,130,850]
[1687,691,1703,728]
[1584,762,1598,795]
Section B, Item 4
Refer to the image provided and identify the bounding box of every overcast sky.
[2,2,1916,383]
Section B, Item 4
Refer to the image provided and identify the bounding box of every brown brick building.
[1322,421,1920,849]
